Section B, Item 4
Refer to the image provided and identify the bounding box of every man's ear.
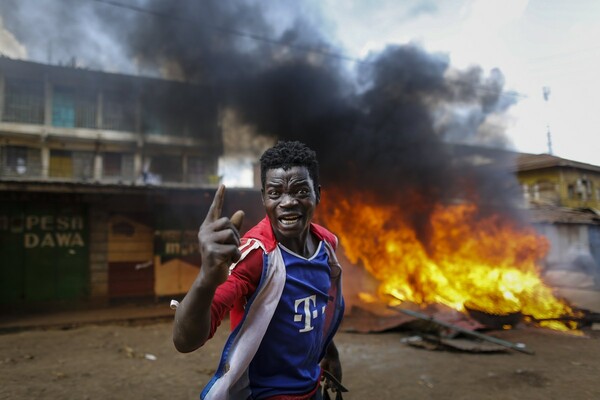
[261,188,266,206]
[316,185,321,205]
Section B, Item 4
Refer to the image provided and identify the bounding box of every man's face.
[262,166,320,244]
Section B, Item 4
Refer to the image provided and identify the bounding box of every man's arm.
[172,185,244,353]
[172,275,220,353]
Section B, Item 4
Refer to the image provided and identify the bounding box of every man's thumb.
[230,210,245,231]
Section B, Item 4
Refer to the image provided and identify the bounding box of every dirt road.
[1,318,599,400]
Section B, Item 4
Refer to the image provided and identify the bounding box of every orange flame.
[320,192,578,331]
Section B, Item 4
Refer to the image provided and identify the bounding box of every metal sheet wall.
[0,188,264,306]
[0,201,89,304]
[589,225,600,285]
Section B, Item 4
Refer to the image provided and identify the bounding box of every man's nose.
[279,193,298,207]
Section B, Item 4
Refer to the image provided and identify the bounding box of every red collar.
[244,216,337,253]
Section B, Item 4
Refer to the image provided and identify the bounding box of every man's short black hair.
[259,141,320,190]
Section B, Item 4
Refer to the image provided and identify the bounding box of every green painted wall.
[0,202,89,304]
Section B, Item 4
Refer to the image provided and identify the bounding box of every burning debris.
[340,301,533,354]
[324,198,579,332]
[342,300,600,355]
[398,308,534,354]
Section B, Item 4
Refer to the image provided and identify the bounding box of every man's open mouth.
[279,215,301,226]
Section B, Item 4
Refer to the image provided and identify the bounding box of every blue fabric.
[248,242,331,399]
[200,245,272,400]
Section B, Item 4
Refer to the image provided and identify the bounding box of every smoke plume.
[0,0,524,235]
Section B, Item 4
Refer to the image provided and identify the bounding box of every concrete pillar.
[41,146,50,178]
[96,90,103,129]
[94,152,102,181]
[134,152,143,182]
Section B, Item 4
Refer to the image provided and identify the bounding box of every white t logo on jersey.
[294,295,318,332]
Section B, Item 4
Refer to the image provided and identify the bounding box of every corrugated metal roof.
[516,153,600,173]
[0,178,258,195]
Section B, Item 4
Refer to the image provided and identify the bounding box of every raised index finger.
[204,184,225,224]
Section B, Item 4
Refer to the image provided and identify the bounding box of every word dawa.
[0,214,86,249]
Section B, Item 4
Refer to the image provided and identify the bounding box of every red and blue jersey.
[201,216,344,400]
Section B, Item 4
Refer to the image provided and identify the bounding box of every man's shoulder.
[311,223,338,250]
[243,217,277,252]
[229,239,264,281]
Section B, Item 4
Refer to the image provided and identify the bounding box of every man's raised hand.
[197,185,245,288]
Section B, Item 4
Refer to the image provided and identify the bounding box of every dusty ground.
[1,316,599,400]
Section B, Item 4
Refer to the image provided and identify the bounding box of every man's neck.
[276,229,318,259]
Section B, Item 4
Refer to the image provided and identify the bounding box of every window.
[0,145,42,177]
[579,178,592,201]
[188,156,217,184]
[533,180,559,203]
[52,86,97,128]
[102,92,135,132]
[567,184,575,199]
[103,152,134,181]
[3,145,27,176]
[146,155,182,183]
[103,153,121,178]
[141,99,184,137]
[569,177,593,201]
[2,78,44,124]
[72,151,94,180]
[49,150,94,180]
[3,146,27,175]
[49,150,73,178]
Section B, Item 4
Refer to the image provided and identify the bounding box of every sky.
[317,0,600,165]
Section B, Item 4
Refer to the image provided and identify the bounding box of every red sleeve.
[207,247,263,340]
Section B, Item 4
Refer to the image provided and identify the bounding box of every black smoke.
[0,0,525,236]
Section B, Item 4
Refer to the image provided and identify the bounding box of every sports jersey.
[200,217,344,400]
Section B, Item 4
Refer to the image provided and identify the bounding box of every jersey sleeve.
[311,223,338,250]
[206,245,263,340]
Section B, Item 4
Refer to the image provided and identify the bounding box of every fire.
[320,192,578,331]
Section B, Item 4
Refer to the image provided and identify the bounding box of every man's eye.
[297,188,309,195]
[268,190,280,197]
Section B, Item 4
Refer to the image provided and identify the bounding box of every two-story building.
[0,57,223,185]
[0,57,263,311]
[516,153,600,289]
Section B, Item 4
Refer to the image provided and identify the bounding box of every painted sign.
[154,230,199,262]
[0,214,86,249]
[0,202,88,303]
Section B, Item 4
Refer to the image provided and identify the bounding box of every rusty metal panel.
[152,189,263,297]
[107,215,154,299]
[108,261,154,298]
[153,201,205,297]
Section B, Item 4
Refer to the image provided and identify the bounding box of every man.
[173,141,345,400]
